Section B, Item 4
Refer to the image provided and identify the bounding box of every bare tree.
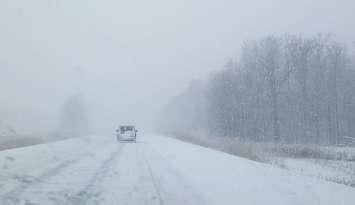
[161,34,355,145]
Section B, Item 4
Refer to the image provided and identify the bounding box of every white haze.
[1,0,355,134]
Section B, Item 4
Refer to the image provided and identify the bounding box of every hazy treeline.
[58,93,91,136]
[161,35,355,145]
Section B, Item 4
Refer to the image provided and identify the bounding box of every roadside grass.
[0,132,81,151]
[0,137,44,151]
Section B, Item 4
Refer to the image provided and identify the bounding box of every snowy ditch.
[167,132,355,188]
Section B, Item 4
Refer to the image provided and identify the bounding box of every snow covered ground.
[0,134,355,205]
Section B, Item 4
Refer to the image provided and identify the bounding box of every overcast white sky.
[1,0,355,133]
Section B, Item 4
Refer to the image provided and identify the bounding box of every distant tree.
[59,93,90,136]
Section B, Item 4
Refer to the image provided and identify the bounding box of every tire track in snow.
[141,147,165,205]
[1,152,89,204]
[65,143,125,205]
[142,143,207,205]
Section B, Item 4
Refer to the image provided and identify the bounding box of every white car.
[116,125,137,142]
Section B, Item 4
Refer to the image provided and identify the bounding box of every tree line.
[161,35,355,145]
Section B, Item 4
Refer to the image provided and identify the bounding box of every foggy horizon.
[1,0,355,134]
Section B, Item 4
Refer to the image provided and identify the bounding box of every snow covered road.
[0,134,354,205]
